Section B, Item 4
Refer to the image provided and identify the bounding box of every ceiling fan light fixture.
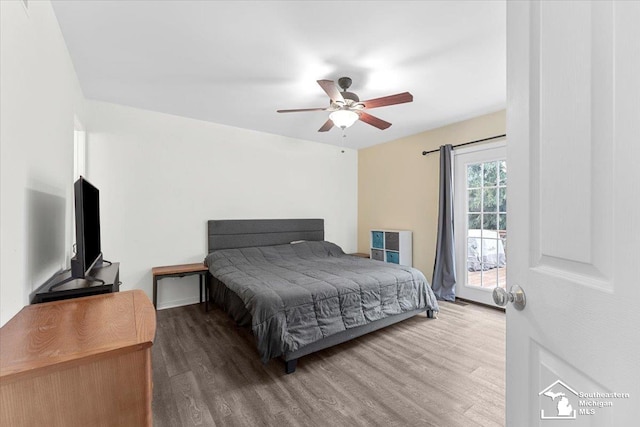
[277,77,412,132]
[329,109,359,129]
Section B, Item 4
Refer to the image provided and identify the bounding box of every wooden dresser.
[0,290,156,426]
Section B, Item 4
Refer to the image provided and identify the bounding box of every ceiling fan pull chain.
[341,128,347,153]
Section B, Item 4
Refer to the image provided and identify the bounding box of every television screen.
[73,176,102,276]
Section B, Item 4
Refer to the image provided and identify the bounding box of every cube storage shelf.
[370,229,412,266]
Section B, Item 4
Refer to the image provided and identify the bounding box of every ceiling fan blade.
[358,112,392,130]
[318,119,334,132]
[277,107,327,113]
[361,92,413,109]
[317,80,345,104]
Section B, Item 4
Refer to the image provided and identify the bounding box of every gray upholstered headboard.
[207,219,324,253]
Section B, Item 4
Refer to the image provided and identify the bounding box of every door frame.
[453,139,506,307]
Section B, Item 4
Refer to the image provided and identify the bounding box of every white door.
[507,1,640,426]
[454,141,507,307]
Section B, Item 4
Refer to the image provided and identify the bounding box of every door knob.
[492,285,526,310]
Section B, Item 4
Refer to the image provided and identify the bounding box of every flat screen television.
[70,176,102,278]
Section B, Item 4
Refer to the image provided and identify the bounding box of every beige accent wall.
[358,110,506,281]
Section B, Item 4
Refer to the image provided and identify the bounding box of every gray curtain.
[432,144,456,301]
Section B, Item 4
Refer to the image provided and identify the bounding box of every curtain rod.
[421,134,506,156]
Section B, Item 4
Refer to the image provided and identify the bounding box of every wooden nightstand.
[349,253,371,258]
[152,263,209,309]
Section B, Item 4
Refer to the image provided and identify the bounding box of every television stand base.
[49,275,105,292]
[32,262,120,304]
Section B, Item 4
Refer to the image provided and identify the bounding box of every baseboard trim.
[455,297,505,313]
[157,296,201,310]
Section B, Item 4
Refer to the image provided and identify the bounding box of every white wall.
[85,101,358,309]
[0,0,86,325]
[0,0,357,318]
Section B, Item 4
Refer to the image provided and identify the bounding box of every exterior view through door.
[454,141,506,307]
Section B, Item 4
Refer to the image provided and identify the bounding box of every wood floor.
[467,267,507,289]
[153,301,505,427]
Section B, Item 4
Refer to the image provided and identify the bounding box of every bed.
[204,219,439,373]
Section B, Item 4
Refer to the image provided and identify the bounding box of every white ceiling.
[52,1,505,150]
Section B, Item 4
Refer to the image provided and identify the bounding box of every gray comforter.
[204,241,439,362]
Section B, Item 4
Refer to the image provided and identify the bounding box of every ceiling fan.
[277,77,413,132]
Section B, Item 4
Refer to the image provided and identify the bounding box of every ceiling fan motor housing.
[337,77,359,102]
[338,77,352,90]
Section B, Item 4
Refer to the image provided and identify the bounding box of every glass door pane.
[465,161,507,290]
